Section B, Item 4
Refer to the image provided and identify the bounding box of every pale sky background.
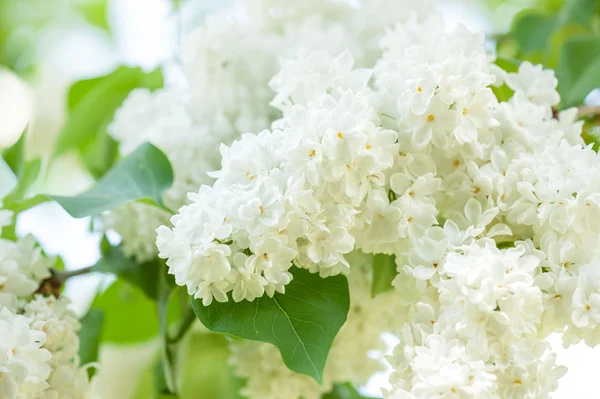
[9,0,600,397]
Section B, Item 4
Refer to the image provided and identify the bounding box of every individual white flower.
[399,95,459,149]
[504,61,560,107]
[0,235,53,307]
[0,307,51,398]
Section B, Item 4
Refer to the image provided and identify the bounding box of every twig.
[578,105,600,117]
[36,266,95,297]
[54,266,95,282]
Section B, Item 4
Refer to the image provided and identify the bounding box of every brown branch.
[578,105,600,117]
[36,266,95,297]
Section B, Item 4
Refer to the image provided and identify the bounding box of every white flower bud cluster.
[155,3,598,396]
[0,226,98,399]
[0,230,52,311]
[106,0,433,262]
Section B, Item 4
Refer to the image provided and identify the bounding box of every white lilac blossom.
[154,4,598,397]
[0,234,53,310]
[0,231,97,398]
[23,296,99,399]
[0,307,51,398]
[105,87,229,262]
[107,0,428,262]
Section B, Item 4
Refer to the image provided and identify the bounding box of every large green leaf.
[78,308,104,375]
[3,143,174,217]
[558,35,600,107]
[371,254,397,297]
[191,267,350,384]
[52,142,174,218]
[56,66,163,176]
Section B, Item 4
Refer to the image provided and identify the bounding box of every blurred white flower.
[0,68,33,149]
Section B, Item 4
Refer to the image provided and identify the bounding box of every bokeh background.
[1,0,599,397]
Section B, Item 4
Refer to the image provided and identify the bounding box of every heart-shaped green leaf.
[52,142,173,218]
[191,267,350,384]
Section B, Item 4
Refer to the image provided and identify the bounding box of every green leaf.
[2,131,25,176]
[0,157,17,199]
[371,254,397,297]
[2,158,41,203]
[91,279,162,344]
[72,0,110,31]
[56,66,163,175]
[191,267,350,384]
[4,194,50,214]
[82,128,119,179]
[508,0,599,68]
[78,308,104,375]
[557,35,600,107]
[92,239,162,300]
[52,142,174,218]
[558,0,598,27]
[3,143,173,217]
[513,12,558,54]
[322,383,378,399]
[1,156,42,240]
